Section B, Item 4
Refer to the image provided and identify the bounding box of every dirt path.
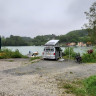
[0,59,96,96]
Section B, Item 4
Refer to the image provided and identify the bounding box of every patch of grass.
[0,48,27,59]
[59,75,96,96]
[30,56,41,61]
[0,92,14,96]
[84,75,96,96]
[70,72,73,74]
[35,67,41,70]
[8,60,14,62]
[60,81,86,96]
[82,49,96,63]
[62,47,76,60]
[11,49,23,58]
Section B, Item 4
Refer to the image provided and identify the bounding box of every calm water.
[2,46,93,56]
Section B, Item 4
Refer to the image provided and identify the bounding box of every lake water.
[2,46,93,56]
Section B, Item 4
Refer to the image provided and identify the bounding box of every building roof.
[45,40,59,46]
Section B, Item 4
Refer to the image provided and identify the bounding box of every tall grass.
[0,48,24,59]
[62,47,96,63]
[62,47,76,59]
[82,49,96,63]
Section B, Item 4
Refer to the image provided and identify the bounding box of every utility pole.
[0,36,1,50]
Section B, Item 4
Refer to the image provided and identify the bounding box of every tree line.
[1,29,90,46]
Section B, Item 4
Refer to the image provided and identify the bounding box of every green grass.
[63,47,76,57]
[59,75,96,96]
[84,75,96,96]
[0,48,26,59]
[62,47,77,60]
[30,56,41,61]
[82,49,96,63]
[8,60,14,62]
[59,80,86,96]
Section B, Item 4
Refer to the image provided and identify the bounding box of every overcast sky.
[0,0,95,38]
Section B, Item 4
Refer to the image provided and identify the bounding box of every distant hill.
[58,29,89,44]
[1,29,90,46]
[66,29,88,37]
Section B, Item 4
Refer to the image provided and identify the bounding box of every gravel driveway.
[0,58,96,96]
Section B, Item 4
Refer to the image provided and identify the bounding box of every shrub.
[0,52,7,59]
[0,48,24,59]
[0,49,12,59]
[82,49,96,63]
[11,49,23,58]
[63,47,76,59]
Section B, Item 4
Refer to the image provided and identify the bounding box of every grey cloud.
[0,0,95,37]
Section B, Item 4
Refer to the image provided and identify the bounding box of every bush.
[11,49,23,58]
[0,49,13,59]
[0,48,24,59]
[63,47,76,59]
[82,49,96,63]
[0,52,7,59]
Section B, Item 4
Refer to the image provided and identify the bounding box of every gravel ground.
[0,58,96,96]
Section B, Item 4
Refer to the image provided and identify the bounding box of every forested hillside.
[1,29,90,46]
[58,29,90,44]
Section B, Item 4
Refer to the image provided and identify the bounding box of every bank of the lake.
[2,46,93,56]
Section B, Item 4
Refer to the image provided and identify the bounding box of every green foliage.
[58,29,88,44]
[84,75,96,96]
[79,36,91,43]
[59,76,96,96]
[60,80,86,96]
[0,48,25,59]
[82,50,96,63]
[11,49,23,58]
[31,34,57,46]
[1,34,57,46]
[30,56,41,61]
[84,2,96,44]
[63,47,76,59]
[2,35,28,46]
[1,29,89,46]
[0,48,13,58]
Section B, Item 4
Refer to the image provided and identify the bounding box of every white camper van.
[42,40,62,60]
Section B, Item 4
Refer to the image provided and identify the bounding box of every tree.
[84,2,96,44]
